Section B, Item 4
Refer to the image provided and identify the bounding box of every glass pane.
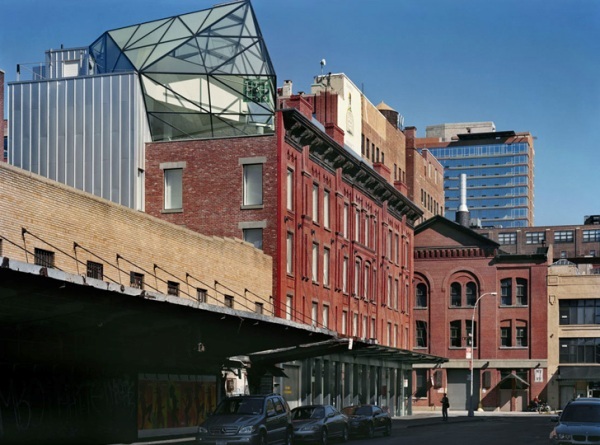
[243,164,262,206]
[164,169,182,209]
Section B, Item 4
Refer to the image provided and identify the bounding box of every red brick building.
[412,216,550,412]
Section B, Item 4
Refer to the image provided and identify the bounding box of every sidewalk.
[393,409,550,430]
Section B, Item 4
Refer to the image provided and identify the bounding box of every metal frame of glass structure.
[89,0,276,141]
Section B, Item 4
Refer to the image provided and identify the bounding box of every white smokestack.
[456,173,470,227]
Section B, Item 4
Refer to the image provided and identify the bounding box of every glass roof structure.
[89,0,276,141]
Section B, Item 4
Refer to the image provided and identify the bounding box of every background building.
[412,216,550,412]
[415,122,535,228]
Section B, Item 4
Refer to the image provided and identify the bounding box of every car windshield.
[215,398,263,415]
[292,407,325,420]
[561,404,600,423]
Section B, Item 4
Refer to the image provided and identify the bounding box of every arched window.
[516,278,528,306]
[451,282,461,307]
[416,283,428,308]
[466,282,477,306]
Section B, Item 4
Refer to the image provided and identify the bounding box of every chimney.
[281,80,293,97]
[456,173,470,227]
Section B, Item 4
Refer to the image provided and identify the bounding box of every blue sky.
[1,0,598,226]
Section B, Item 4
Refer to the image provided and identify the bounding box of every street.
[352,414,554,445]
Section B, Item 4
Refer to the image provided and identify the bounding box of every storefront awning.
[558,366,600,380]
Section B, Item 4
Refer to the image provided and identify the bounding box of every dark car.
[341,405,391,438]
[197,394,293,445]
[291,404,348,445]
[549,397,600,444]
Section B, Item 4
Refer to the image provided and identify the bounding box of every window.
[516,278,528,305]
[560,299,600,325]
[86,261,103,280]
[312,183,319,222]
[560,337,600,364]
[286,169,294,211]
[364,215,370,248]
[395,233,400,263]
[362,316,368,339]
[224,295,234,308]
[370,318,376,339]
[164,168,183,210]
[342,257,348,293]
[394,278,399,310]
[243,164,263,206]
[243,228,263,250]
[34,248,55,268]
[467,320,477,348]
[167,281,179,296]
[342,310,348,335]
[130,272,144,289]
[450,321,461,347]
[285,295,293,320]
[386,275,392,306]
[323,304,329,329]
[352,313,358,337]
[354,259,361,297]
[498,232,517,245]
[526,232,545,245]
[450,282,461,307]
[501,278,512,305]
[354,209,360,242]
[255,302,263,314]
[516,326,527,347]
[311,302,318,326]
[343,204,349,238]
[323,247,330,287]
[583,230,600,242]
[554,230,574,243]
[323,190,330,229]
[394,324,398,347]
[466,282,477,306]
[416,321,427,347]
[286,232,294,275]
[197,288,207,303]
[364,263,370,299]
[416,283,427,308]
[387,322,392,346]
[312,243,319,282]
[500,326,511,347]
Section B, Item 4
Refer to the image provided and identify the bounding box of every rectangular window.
[352,313,358,337]
[323,247,330,287]
[516,326,527,347]
[364,264,370,299]
[354,260,361,297]
[395,233,400,263]
[371,317,376,339]
[167,281,179,296]
[450,321,461,347]
[243,164,263,206]
[343,204,349,238]
[312,183,319,222]
[342,310,348,335]
[501,279,512,306]
[255,302,263,314]
[560,337,600,364]
[311,302,318,326]
[516,279,528,306]
[197,288,207,303]
[560,299,600,325]
[498,232,517,245]
[583,230,600,242]
[501,326,511,347]
[394,279,399,310]
[34,248,55,268]
[362,316,368,339]
[130,272,144,289]
[342,257,348,293]
[86,261,103,280]
[355,209,360,242]
[322,305,329,329]
[224,295,234,308]
[387,322,392,346]
[286,168,294,211]
[286,295,293,320]
[364,215,370,248]
[243,228,263,250]
[286,232,294,275]
[554,230,574,243]
[323,190,330,229]
[525,231,546,245]
[416,321,427,347]
[386,275,392,306]
[164,168,183,210]
[312,243,319,282]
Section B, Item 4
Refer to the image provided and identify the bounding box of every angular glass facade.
[89,0,276,141]
[426,140,533,227]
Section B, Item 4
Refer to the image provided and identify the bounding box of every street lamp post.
[468,291,498,417]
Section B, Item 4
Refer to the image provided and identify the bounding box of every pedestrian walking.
[441,393,450,421]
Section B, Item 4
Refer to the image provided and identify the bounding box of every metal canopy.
[0,257,333,374]
[498,373,530,389]
[249,338,447,367]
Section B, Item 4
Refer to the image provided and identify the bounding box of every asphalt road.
[348,414,554,445]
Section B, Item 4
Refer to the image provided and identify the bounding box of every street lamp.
[468,291,498,417]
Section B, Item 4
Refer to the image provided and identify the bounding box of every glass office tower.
[418,129,535,228]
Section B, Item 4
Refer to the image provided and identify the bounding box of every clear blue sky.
[1,0,598,226]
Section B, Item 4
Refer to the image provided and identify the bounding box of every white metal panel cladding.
[8,72,147,209]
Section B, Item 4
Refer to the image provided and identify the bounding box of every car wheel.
[320,428,328,445]
[341,426,349,443]
[366,423,374,439]
[259,431,268,445]
[384,422,391,436]
[285,428,292,445]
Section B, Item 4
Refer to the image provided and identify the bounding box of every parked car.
[291,404,348,445]
[549,397,600,444]
[197,394,293,445]
[341,404,392,438]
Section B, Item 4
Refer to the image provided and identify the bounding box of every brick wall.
[0,163,273,313]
